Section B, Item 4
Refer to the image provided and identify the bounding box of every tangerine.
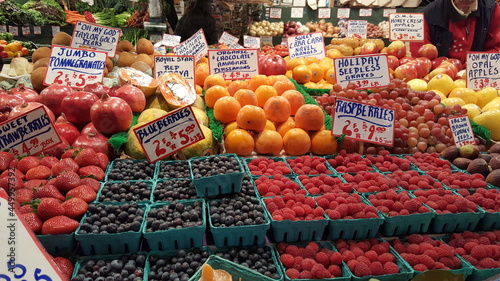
[224,129,254,156]
[255,85,278,107]
[223,121,239,138]
[283,128,311,155]
[276,117,295,137]
[195,63,209,86]
[213,96,241,124]
[195,85,203,95]
[234,89,258,107]
[255,130,283,155]
[227,80,248,96]
[308,63,324,83]
[310,130,338,155]
[273,79,296,95]
[203,74,226,90]
[287,57,307,70]
[281,90,306,115]
[265,120,276,131]
[248,74,270,91]
[263,96,291,123]
[204,85,230,108]
[294,104,325,131]
[236,105,267,132]
[292,65,312,84]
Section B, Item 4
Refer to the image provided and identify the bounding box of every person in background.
[174,0,219,45]
[410,0,500,64]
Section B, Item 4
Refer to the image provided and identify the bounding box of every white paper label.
[33,26,41,35]
[466,52,500,90]
[162,34,181,46]
[154,45,167,55]
[219,31,239,45]
[383,8,397,17]
[261,36,273,46]
[449,115,475,147]
[149,34,163,44]
[270,8,282,18]
[0,25,6,33]
[291,7,304,18]
[287,32,326,60]
[359,8,372,17]
[208,49,259,80]
[8,26,18,36]
[173,29,209,62]
[154,55,195,87]
[71,21,121,58]
[293,0,306,6]
[243,35,261,49]
[337,8,350,18]
[21,26,30,36]
[389,13,424,41]
[51,26,60,36]
[334,54,391,89]
[318,8,331,19]
[45,45,107,89]
[347,20,368,39]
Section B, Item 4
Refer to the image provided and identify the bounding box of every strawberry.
[41,215,79,235]
[1,168,25,179]
[53,171,81,193]
[17,156,40,173]
[35,198,65,220]
[61,197,88,219]
[15,188,34,204]
[25,166,52,181]
[24,179,48,188]
[78,165,104,181]
[61,148,80,159]
[19,204,33,214]
[79,177,101,192]
[74,148,100,167]
[66,185,97,203]
[34,185,65,201]
[20,212,43,234]
[0,151,14,171]
[51,158,79,177]
[0,176,24,190]
[39,156,59,168]
[53,257,74,280]
[95,152,109,170]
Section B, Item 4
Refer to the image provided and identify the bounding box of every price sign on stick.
[332,97,395,146]
[389,13,424,41]
[219,32,239,45]
[71,21,121,58]
[449,115,475,147]
[0,105,62,157]
[33,26,41,35]
[287,32,326,60]
[466,52,500,90]
[45,45,107,89]
[173,29,209,62]
[334,54,390,89]
[243,35,261,48]
[51,26,60,36]
[134,106,205,163]
[154,55,195,87]
[162,34,181,47]
[208,49,259,80]
[347,20,368,39]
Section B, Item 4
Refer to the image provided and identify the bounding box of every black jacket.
[174,14,219,45]
[423,0,497,57]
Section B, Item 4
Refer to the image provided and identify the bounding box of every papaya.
[118,67,158,98]
[158,72,197,110]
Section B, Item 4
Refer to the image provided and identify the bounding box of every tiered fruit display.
[0,39,31,58]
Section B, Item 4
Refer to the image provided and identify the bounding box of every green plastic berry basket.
[105,159,157,182]
[36,233,75,255]
[254,176,309,198]
[95,180,155,204]
[412,254,474,279]
[152,178,199,202]
[189,153,244,197]
[155,160,191,180]
[428,209,485,234]
[142,199,206,251]
[208,198,271,247]
[467,267,500,281]
[71,252,149,280]
[347,248,414,281]
[243,156,295,178]
[144,247,212,280]
[476,211,500,231]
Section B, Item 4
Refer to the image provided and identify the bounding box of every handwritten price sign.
[466,52,500,90]
[208,49,259,80]
[134,106,205,163]
[332,97,395,146]
[45,45,106,89]
[334,54,390,89]
[449,115,475,147]
[173,29,209,62]
[287,32,325,60]
[389,13,424,42]
[347,20,367,39]
[219,32,239,46]
[0,106,62,157]
[71,21,121,57]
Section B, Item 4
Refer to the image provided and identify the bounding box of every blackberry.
[214,246,280,279]
[153,179,198,201]
[77,203,144,234]
[146,200,203,232]
[98,181,152,202]
[147,248,209,281]
[71,253,147,281]
[107,160,155,181]
[209,197,266,227]
[157,161,191,179]
[191,155,241,178]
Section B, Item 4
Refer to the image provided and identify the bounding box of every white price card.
[71,21,121,58]
[21,26,30,36]
[162,34,181,46]
[359,8,372,17]
[261,36,273,46]
[173,29,209,62]
[291,7,304,18]
[0,106,62,157]
[332,97,395,146]
[333,54,391,89]
[154,45,167,55]
[208,49,259,80]
[227,42,244,49]
[466,52,500,90]
[33,26,41,35]
[0,188,67,281]
[449,115,475,147]
[45,45,107,89]
[389,13,424,41]
[8,26,18,36]
[51,26,60,36]
[347,20,368,39]
[0,25,6,33]
[287,32,326,60]
[383,8,397,17]
[337,8,350,18]
[318,8,331,19]
[219,31,239,45]
[293,0,306,6]
[270,8,282,19]
[134,106,205,163]
[149,34,162,44]
[244,35,261,49]
[154,55,195,87]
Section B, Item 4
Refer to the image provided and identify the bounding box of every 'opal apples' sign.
[466,52,500,90]
[71,21,121,58]
[287,32,325,60]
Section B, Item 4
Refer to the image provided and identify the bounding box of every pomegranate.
[259,54,287,76]
[0,93,25,113]
[54,114,80,145]
[83,82,110,98]
[72,130,113,158]
[35,136,70,158]
[8,85,39,103]
[108,85,121,96]
[90,93,133,135]
[60,91,99,125]
[80,122,99,135]
[9,102,56,123]
[109,83,146,113]
[39,84,74,117]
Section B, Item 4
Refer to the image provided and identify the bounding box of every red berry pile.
[315,192,379,220]
[298,174,352,194]
[277,242,344,279]
[246,157,292,177]
[326,152,373,173]
[286,156,332,175]
[335,238,400,277]
[367,190,431,216]
[391,234,461,271]
[263,195,325,221]
[365,150,411,172]
[434,171,487,189]
[386,170,444,190]
[412,189,477,214]
[457,188,500,213]
[342,171,400,193]
[404,152,452,177]
[448,231,500,269]
[254,175,306,197]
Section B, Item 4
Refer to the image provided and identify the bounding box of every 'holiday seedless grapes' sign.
[154,55,195,87]
[208,49,259,80]
[333,54,390,89]
[449,115,475,147]
[71,21,121,58]
[466,52,500,90]
[173,29,209,62]
[287,32,325,59]
[388,13,424,41]
[332,97,395,146]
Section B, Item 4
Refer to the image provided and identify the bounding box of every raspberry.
[353,263,372,277]
[413,264,428,272]
[371,244,388,255]
[400,253,419,266]
[471,246,488,260]
[316,197,330,209]
[437,244,455,257]
[306,241,320,253]
[286,245,300,256]
[299,270,312,279]
[316,252,330,267]
[407,234,425,244]
[280,254,295,268]
[462,255,478,266]
[286,268,300,279]
[383,262,400,274]
[419,255,435,269]
[438,256,455,269]
[478,257,497,269]
[328,264,342,277]
[342,250,356,262]
[378,253,394,264]
[423,250,439,261]
[292,206,305,217]
[315,268,332,279]
[356,256,371,264]
[302,248,316,259]
[369,261,385,275]
[365,250,379,262]
[277,242,288,254]
[301,258,316,271]
[330,251,343,265]
[351,247,365,257]
[407,244,422,255]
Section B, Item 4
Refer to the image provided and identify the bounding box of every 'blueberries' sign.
[71,21,120,58]
[287,32,325,59]
[334,54,390,89]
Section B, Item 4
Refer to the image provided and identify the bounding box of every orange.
[273,79,296,95]
[248,74,270,91]
[327,48,343,59]
[286,70,293,79]
[264,120,276,131]
[267,75,281,86]
[294,104,325,131]
[305,56,320,65]
[283,128,311,155]
[214,96,241,124]
[236,105,267,132]
[292,65,312,84]
[197,57,208,64]
[227,80,248,96]
[203,74,226,90]
[254,85,278,107]
[195,63,209,86]
[224,129,254,156]
[281,90,305,115]
[234,89,258,107]
[324,68,337,85]
[287,57,307,70]
[263,96,291,123]
[303,82,318,89]
[308,63,324,83]
[195,84,203,95]
[310,130,338,155]
[255,130,283,155]
[223,121,239,138]
[276,117,295,137]
[319,61,334,74]
[204,85,230,108]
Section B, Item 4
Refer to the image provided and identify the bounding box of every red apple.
[0,51,7,58]
[399,56,415,65]
[431,56,448,70]
[387,55,400,70]
[445,58,463,72]
[414,57,432,78]
[0,45,4,52]
[394,63,418,81]
[386,40,407,59]
[360,42,379,55]
[428,63,458,80]
[417,44,438,60]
